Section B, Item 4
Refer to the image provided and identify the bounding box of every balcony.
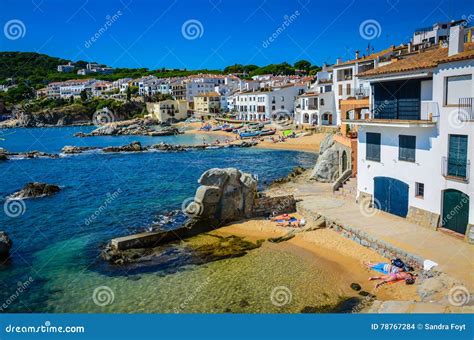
[442,156,470,183]
[458,97,474,122]
[307,105,318,110]
[343,101,438,128]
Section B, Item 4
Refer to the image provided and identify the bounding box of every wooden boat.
[211,126,222,131]
[239,131,261,138]
[259,129,276,136]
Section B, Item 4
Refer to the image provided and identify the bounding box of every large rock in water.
[9,182,61,199]
[185,168,258,225]
[0,232,12,259]
[310,134,339,182]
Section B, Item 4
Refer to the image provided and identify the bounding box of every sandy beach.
[211,217,420,304]
[180,121,326,153]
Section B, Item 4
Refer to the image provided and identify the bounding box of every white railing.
[420,101,439,121]
[442,156,470,182]
[458,97,474,122]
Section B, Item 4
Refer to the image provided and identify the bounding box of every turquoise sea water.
[0,127,328,313]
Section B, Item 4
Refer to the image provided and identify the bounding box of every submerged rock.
[0,232,12,259]
[350,283,362,291]
[9,182,61,199]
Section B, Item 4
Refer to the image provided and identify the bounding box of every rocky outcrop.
[0,148,7,161]
[4,150,59,159]
[0,232,12,259]
[61,146,100,154]
[103,141,143,153]
[9,182,61,199]
[185,168,258,224]
[310,134,339,182]
[74,119,180,137]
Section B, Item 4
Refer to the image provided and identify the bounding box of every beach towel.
[370,263,389,274]
[274,217,298,223]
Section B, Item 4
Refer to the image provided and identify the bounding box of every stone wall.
[356,191,373,204]
[406,206,440,230]
[252,194,296,217]
[327,221,424,270]
[466,224,474,244]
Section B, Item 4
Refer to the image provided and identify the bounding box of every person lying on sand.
[276,218,307,228]
[270,213,292,221]
[369,272,416,288]
[364,261,403,274]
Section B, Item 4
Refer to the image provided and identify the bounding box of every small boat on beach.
[239,130,261,138]
[259,129,276,136]
[200,124,212,131]
[211,126,222,131]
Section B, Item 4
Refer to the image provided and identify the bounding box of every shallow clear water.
[0,127,323,313]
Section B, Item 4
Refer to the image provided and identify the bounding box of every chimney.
[407,42,412,53]
[336,58,342,65]
[448,25,464,56]
[355,50,360,59]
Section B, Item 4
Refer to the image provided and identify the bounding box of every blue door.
[374,177,409,217]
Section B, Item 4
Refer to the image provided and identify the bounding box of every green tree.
[80,89,88,101]
[294,60,311,72]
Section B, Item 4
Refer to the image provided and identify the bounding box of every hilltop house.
[345,26,474,242]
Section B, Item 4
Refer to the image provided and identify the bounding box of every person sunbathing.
[276,218,307,228]
[270,213,292,221]
[364,261,402,274]
[369,272,416,288]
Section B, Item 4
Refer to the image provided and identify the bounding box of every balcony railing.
[458,97,474,122]
[420,101,439,121]
[442,156,470,182]
[307,105,318,110]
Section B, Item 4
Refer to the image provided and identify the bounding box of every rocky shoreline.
[74,119,182,137]
[0,140,258,161]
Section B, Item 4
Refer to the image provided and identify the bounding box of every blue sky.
[0,0,472,70]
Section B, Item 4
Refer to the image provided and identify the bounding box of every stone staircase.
[334,177,357,200]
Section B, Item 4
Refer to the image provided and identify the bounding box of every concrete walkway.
[277,181,474,290]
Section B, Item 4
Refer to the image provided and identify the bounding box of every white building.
[347,26,474,241]
[184,75,226,102]
[58,79,96,98]
[235,84,306,121]
[57,63,74,73]
[332,48,394,124]
[295,68,336,127]
[411,19,467,51]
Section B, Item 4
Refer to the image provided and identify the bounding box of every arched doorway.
[341,150,348,172]
[311,114,318,126]
[374,177,409,217]
[303,113,309,124]
[442,189,469,235]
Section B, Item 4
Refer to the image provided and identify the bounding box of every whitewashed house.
[235,84,306,121]
[295,68,336,127]
[347,26,474,242]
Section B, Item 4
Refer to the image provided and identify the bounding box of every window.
[366,132,381,162]
[415,182,424,198]
[445,75,472,105]
[447,134,468,178]
[346,83,351,95]
[281,96,284,101]
[399,135,416,162]
[338,84,343,95]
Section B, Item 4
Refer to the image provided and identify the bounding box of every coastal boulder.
[310,134,339,182]
[9,182,61,199]
[186,168,258,224]
[0,232,12,259]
